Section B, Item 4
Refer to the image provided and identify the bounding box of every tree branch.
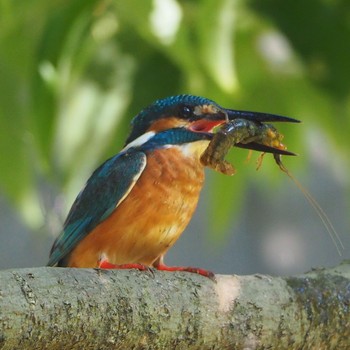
[1,262,350,349]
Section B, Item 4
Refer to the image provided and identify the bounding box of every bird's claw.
[155,263,216,281]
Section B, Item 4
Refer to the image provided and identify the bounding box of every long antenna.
[273,155,344,256]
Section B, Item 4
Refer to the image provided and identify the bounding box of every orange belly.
[67,147,205,267]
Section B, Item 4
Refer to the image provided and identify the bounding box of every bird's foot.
[155,263,216,281]
[98,258,215,281]
[98,258,149,271]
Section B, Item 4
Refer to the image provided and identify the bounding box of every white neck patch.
[122,131,155,151]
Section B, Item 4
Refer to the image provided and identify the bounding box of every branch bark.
[1,262,349,350]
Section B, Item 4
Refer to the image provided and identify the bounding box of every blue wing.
[48,150,147,266]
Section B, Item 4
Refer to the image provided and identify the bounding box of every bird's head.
[125,95,226,145]
[124,95,299,153]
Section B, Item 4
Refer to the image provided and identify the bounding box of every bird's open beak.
[189,108,299,156]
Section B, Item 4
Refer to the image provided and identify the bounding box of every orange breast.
[67,146,206,267]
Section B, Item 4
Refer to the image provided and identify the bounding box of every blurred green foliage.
[0,0,349,234]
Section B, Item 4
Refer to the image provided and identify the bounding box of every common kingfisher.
[48,95,298,278]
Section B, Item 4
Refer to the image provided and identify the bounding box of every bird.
[48,94,298,278]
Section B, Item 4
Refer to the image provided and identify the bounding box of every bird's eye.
[181,105,193,118]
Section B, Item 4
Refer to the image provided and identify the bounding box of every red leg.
[156,263,216,281]
[98,258,148,271]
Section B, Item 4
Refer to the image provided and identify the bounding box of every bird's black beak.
[191,107,299,156]
[225,109,301,124]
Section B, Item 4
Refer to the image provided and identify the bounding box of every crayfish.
[201,118,343,254]
[201,118,295,175]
